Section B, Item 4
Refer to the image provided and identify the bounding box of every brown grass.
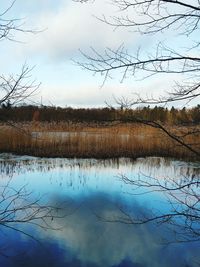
[0,122,199,160]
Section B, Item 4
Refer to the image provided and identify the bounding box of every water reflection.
[0,154,199,180]
[0,154,199,267]
[0,194,199,267]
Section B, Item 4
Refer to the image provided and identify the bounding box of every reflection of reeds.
[0,123,199,160]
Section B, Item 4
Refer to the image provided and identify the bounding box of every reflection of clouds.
[0,156,199,266]
[0,193,199,267]
[44,194,199,267]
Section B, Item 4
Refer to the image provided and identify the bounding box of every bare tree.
[0,64,40,108]
[0,2,59,255]
[0,1,39,108]
[74,0,200,243]
[75,0,200,105]
[74,0,200,158]
[0,0,36,41]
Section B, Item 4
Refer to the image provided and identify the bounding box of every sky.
[0,0,198,108]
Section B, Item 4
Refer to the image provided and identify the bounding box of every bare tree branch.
[0,178,64,244]
[74,0,200,243]
[0,64,40,107]
[74,0,200,159]
[0,0,39,42]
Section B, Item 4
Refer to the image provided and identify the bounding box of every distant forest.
[0,104,200,125]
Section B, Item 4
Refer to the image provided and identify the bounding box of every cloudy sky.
[0,0,196,108]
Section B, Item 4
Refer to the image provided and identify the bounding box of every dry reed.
[0,122,199,160]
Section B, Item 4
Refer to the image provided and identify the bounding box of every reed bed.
[0,122,199,160]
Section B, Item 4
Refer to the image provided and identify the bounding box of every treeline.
[0,104,200,125]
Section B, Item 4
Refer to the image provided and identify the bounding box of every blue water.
[0,154,199,267]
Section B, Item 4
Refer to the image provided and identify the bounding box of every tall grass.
[0,122,199,160]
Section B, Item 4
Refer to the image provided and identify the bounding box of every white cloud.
[22,1,139,61]
[2,0,197,108]
[40,82,135,107]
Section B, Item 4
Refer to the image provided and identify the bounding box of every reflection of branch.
[94,186,200,243]
[0,178,63,243]
[116,170,200,242]
[120,173,200,192]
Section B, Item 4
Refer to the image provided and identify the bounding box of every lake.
[0,154,199,267]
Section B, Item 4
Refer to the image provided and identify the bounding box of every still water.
[0,154,199,267]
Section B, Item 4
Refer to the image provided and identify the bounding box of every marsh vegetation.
[0,121,199,160]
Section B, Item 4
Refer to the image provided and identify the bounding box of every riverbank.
[0,122,199,160]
